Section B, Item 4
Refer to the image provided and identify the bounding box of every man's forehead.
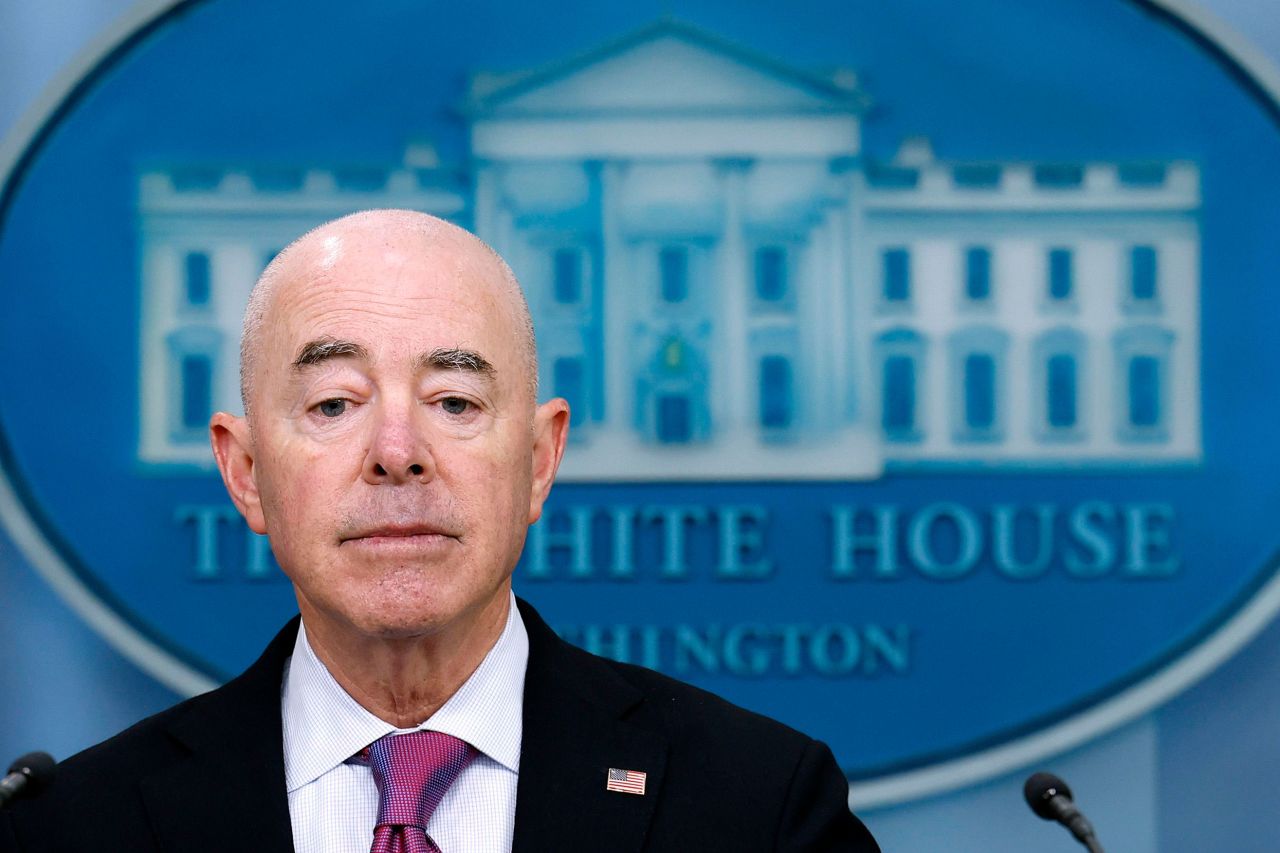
[264,263,507,376]
[287,226,505,303]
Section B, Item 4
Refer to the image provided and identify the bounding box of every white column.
[716,158,751,436]
[842,161,871,428]
[827,198,853,426]
[599,160,630,432]
[813,204,845,433]
[797,214,826,433]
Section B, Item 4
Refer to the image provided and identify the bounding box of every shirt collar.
[281,593,528,793]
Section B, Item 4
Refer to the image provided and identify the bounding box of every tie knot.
[369,731,477,831]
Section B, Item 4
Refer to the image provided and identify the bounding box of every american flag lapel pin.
[606,767,647,795]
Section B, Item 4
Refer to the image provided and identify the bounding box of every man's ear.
[210,412,268,535]
[527,398,570,525]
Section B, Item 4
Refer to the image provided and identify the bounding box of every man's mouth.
[340,523,460,545]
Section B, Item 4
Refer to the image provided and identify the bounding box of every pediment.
[471,23,865,116]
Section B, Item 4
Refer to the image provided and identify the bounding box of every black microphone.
[0,752,55,809]
[1023,771,1103,852]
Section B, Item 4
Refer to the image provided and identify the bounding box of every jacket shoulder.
[538,635,879,849]
[602,652,814,751]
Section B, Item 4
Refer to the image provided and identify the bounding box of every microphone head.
[6,751,56,797]
[1024,771,1073,820]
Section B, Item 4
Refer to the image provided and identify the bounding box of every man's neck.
[299,593,511,728]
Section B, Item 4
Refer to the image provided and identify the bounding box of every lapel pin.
[606,767,647,795]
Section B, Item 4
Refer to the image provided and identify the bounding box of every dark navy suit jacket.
[1,599,879,852]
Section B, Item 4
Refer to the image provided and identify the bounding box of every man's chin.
[349,610,454,641]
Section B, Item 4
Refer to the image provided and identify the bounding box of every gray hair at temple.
[237,209,538,421]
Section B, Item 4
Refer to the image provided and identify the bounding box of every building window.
[657,394,692,443]
[759,355,793,430]
[755,246,788,302]
[181,355,213,430]
[184,252,211,306]
[949,326,1008,442]
[866,163,919,189]
[883,356,916,435]
[553,248,582,304]
[965,246,991,301]
[876,328,925,441]
[166,325,223,445]
[1128,356,1160,427]
[964,354,995,430]
[1047,354,1078,429]
[1033,327,1086,441]
[1113,325,1173,442]
[952,163,1002,189]
[1130,245,1158,302]
[882,248,910,303]
[660,246,688,303]
[1034,163,1085,188]
[1048,248,1072,301]
[1118,163,1167,187]
[554,357,585,427]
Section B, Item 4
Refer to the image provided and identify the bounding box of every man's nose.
[362,401,434,484]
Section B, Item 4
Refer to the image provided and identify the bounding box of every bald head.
[239,209,537,420]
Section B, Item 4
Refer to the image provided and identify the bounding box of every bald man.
[0,211,879,852]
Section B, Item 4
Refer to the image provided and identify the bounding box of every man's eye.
[316,399,347,418]
[440,397,471,415]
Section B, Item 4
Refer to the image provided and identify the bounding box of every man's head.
[210,209,569,644]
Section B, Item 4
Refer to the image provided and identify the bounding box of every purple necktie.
[367,731,477,853]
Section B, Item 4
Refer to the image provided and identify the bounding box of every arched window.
[1032,327,1087,441]
[758,355,793,430]
[657,394,692,443]
[964,353,995,429]
[638,332,709,445]
[1047,355,1077,427]
[554,357,586,427]
[1129,357,1160,426]
[180,355,212,430]
[1113,325,1174,442]
[875,329,926,442]
[166,325,223,445]
[948,326,1009,442]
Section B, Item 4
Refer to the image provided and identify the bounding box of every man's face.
[215,226,564,642]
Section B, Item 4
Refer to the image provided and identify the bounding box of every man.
[1,210,879,851]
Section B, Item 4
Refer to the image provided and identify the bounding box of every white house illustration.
[137,21,1201,480]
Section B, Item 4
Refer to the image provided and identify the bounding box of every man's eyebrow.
[416,347,496,380]
[292,338,369,369]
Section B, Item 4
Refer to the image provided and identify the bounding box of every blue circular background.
[2,0,1279,778]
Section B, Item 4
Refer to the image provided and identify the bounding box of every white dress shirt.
[282,594,528,853]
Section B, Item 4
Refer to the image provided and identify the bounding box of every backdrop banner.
[3,0,1279,808]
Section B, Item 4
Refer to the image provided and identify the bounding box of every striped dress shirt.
[281,594,528,853]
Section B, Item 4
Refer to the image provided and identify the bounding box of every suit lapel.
[513,600,668,853]
[139,620,299,853]
[127,603,668,852]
